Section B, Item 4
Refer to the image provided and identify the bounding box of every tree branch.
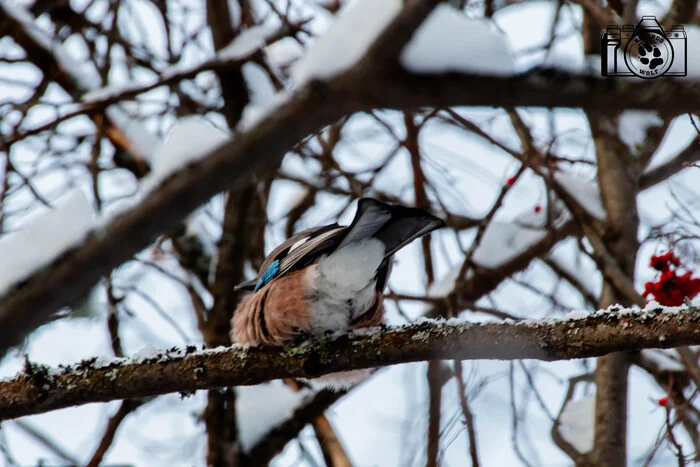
[239,389,346,466]
[202,2,251,464]
[3,0,700,360]
[369,68,700,113]
[0,2,153,175]
[639,137,700,189]
[86,398,144,467]
[0,0,438,360]
[1,307,700,421]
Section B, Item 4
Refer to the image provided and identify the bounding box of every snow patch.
[143,117,231,191]
[564,310,589,320]
[618,111,664,156]
[242,63,276,105]
[238,63,284,130]
[400,4,514,75]
[473,218,549,269]
[266,38,305,68]
[104,106,158,160]
[238,91,292,132]
[218,24,274,61]
[133,344,158,360]
[0,190,93,296]
[237,383,312,452]
[291,0,401,84]
[306,369,373,389]
[553,170,607,220]
[558,395,595,453]
[429,209,566,297]
[427,264,461,298]
[641,349,685,372]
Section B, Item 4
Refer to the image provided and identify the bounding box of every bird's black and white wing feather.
[233,224,348,292]
[233,198,445,292]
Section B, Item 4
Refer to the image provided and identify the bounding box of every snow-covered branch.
[0,1,158,164]
[1,305,699,421]
[363,67,700,113]
[0,0,437,358]
[2,0,699,361]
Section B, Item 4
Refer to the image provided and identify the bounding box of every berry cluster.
[642,252,700,306]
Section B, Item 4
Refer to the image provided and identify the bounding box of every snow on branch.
[429,207,571,298]
[236,383,314,452]
[0,191,93,296]
[2,0,700,362]
[0,0,437,360]
[399,4,514,75]
[143,118,232,191]
[1,304,700,421]
[0,2,158,162]
[80,22,282,106]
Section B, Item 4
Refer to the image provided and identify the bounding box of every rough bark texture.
[203,2,249,465]
[589,114,641,467]
[0,0,439,361]
[2,45,700,359]
[1,307,700,421]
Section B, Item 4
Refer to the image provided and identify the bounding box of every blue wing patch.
[254,259,280,292]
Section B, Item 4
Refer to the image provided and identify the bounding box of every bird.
[230,197,445,386]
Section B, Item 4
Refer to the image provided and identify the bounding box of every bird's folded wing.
[278,225,347,276]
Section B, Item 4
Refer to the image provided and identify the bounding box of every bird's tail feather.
[336,199,392,250]
[339,198,445,257]
[373,204,445,258]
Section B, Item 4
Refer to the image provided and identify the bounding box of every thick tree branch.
[1,307,700,421]
[589,113,640,467]
[640,137,700,189]
[0,0,438,360]
[368,69,700,113]
[2,0,700,360]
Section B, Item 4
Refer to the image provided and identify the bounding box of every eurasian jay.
[230,198,445,386]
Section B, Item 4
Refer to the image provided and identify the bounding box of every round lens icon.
[624,30,674,79]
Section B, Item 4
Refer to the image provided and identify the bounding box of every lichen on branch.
[0,304,699,421]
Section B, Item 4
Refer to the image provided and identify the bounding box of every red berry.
[506,177,516,186]
[658,396,670,407]
[643,250,700,305]
[534,205,542,213]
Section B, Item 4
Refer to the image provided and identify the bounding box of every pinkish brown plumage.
[232,270,311,346]
[229,198,445,388]
[232,271,386,346]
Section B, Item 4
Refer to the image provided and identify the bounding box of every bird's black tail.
[338,198,445,258]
